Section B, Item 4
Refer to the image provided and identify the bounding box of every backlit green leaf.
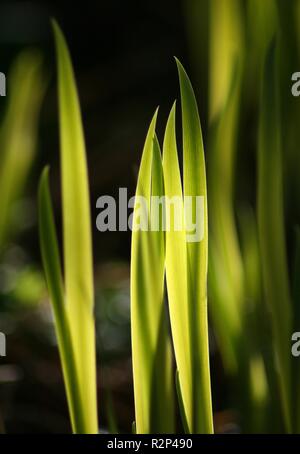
[38,167,84,433]
[177,60,213,434]
[131,111,174,434]
[52,19,98,433]
[163,102,192,431]
[163,63,213,433]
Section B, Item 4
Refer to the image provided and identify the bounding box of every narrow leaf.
[52,19,98,433]
[292,227,300,432]
[209,0,244,120]
[0,50,45,249]
[163,102,192,430]
[257,40,292,432]
[38,167,84,433]
[207,64,244,376]
[177,59,213,433]
[131,111,174,433]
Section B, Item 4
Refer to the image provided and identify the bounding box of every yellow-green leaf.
[163,102,192,431]
[177,60,213,433]
[52,19,98,434]
[131,112,174,433]
[38,167,84,433]
[0,50,45,249]
[163,62,213,433]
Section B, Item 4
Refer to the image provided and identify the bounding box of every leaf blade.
[163,102,192,430]
[131,112,174,433]
[38,167,84,433]
[52,19,98,433]
[257,40,292,432]
[0,50,45,249]
[177,60,213,433]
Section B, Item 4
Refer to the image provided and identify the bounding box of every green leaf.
[163,102,192,430]
[175,370,189,434]
[207,62,244,376]
[51,19,98,433]
[209,0,244,120]
[246,0,278,84]
[177,59,213,433]
[38,167,84,433]
[0,50,46,249]
[292,227,300,335]
[257,39,292,432]
[163,63,213,433]
[208,6,245,365]
[131,112,175,434]
[292,227,300,432]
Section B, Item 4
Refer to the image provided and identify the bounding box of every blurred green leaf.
[207,0,245,380]
[246,0,278,85]
[209,0,244,120]
[292,227,300,432]
[257,40,292,432]
[208,59,244,376]
[0,50,46,249]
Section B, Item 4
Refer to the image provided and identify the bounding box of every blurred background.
[0,0,300,433]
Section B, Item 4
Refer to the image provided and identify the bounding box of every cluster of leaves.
[39,0,300,434]
[38,21,213,434]
[131,61,213,434]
